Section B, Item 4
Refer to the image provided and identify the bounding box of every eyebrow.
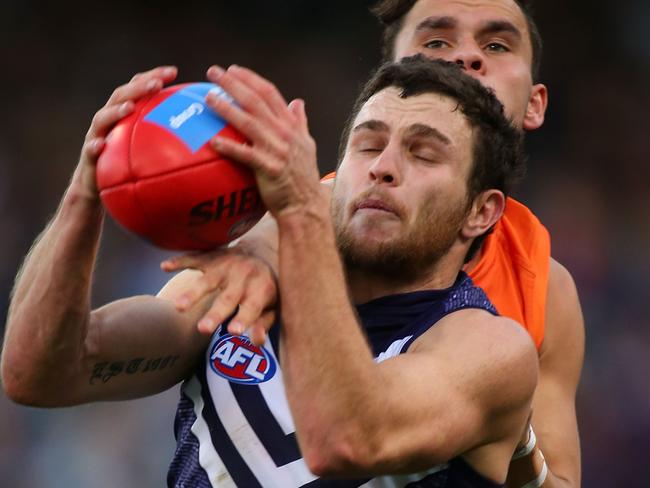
[414,16,456,33]
[476,20,522,40]
[405,123,451,146]
[414,16,522,41]
[353,120,451,146]
[352,119,390,133]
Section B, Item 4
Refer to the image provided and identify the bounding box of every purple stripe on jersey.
[230,381,303,466]
[196,366,263,487]
[167,391,213,488]
[301,476,371,487]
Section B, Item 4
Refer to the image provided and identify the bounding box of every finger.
[206,91,288,156]
[227,295,270,337]
[106,77,162,107]
[174,277,216,312]
[207,66,276,123]
[106,65,178,107]
[211,137,287,182]
[197,280,247,333]
[130,65,178,83]
[160,251,209,272]
[87,100,136,140]
[288,98,307,127]
[247,311,276,346]
[211,137,257,168]
[226,65,290,119]
[82,137,106,161]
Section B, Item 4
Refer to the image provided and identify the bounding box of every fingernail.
[146,80,159,91]
[230,321,244,335]
[199,318,215,331]
[163,66,176,77]
[228,64,240,72]
[176,296,190,310]
[209,65,225,78]
[119,101,132,115]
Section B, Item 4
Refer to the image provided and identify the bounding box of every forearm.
[507,445,574,488]
[277,208,381,472]
[2,185,104,403]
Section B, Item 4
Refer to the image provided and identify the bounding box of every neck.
[462,243,483,274]
[346,250,466,304]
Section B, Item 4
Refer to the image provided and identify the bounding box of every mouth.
[354,198,400,217]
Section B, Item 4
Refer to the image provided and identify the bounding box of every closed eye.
[424,39,451,50]
[412,150,439,163]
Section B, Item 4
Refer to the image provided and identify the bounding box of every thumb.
[288,98,307,124]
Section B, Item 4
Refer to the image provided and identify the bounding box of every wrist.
[509,426,549,488]
[513,424,537,460]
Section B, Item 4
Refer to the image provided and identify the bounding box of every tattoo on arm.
[89,355,180,384]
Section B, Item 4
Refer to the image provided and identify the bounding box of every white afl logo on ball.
[169,102,205,129]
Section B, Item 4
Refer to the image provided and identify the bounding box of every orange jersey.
[467,198,550,349]
[322,173,550,348]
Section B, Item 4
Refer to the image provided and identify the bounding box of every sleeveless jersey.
[466,198,550,349]
[320,174,550,349]
[168,272,503,488]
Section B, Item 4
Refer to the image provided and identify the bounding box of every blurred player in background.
[3,57,537,486]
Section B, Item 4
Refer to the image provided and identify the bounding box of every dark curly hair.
[371,0,543,81]
[338,55,526,261]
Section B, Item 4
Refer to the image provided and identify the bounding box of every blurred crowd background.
[1,0,648,486]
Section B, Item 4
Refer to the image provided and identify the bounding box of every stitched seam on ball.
[95,160,228,193]
[130,94,159,237]
[122,155,226,183]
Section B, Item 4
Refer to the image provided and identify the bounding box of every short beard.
[333,193,471,285]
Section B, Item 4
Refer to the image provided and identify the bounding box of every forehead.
[353,87,473,147]
[403,0,529,39]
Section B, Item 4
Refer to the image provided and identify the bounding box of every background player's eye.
[485,42,509,52]
[424,39,450,49]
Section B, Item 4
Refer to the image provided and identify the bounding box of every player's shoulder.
[542,257,585,359]
[414,308,538,408]
[417,308,537,366]
[548,257,578,294]
[495,198,549,252]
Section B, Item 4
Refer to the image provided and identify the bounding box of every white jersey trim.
[185,377,237,487]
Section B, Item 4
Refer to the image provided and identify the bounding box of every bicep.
[369,313,538,467]
[532,259,585,485]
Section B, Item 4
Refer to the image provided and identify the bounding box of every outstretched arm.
[1,67,213,407]
[506,258,584,488]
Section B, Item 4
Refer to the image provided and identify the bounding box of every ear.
[461,190,506,239]
[523,83,548,131]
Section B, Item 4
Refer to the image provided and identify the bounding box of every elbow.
[1,355,69,408]
[303,432,374,478]
[1,362,38,406]
[2,379,70,408]
[301,423,400,478]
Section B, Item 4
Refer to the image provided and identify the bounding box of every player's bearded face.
[331,184,471,280]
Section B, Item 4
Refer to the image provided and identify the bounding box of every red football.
[96,82,265,250]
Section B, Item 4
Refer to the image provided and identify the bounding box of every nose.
[452,40,487,75]
[369,144,401,185]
